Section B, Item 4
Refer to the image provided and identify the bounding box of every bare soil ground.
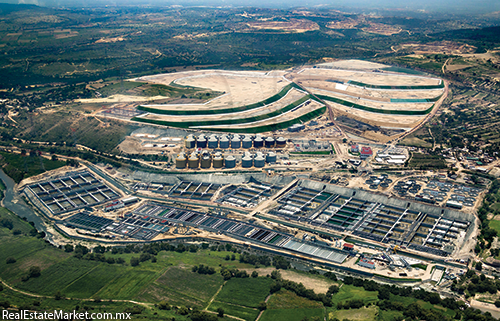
[244,19,320,33]
[332,107,424,129]
[396,41,476,55]
[241,267,336,294]
[326,18,402,35]
[297,68,441,86]
[138,70,288,110]
[296,78,443,100]
[309,89,434,112]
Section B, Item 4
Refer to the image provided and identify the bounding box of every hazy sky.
[11,0,500,13]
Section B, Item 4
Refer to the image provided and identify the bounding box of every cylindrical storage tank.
[208,137,218,149]
[196,135,207,148]
[188,153,199,169]
[242,155,253,168]
[213,155,224,168]
[242,137,253,149]
[254,155,265,168]
[201,155,211,169]
[219,136,229,149]
[266,152,277,164]
[176,153,187,169]
[231,137,241,149]
[185,137,196,149]
[276,137,286,148]
[265,137,275,148]
[253,136,264,148]
[224,155,236,168]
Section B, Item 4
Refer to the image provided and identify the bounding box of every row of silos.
[176,152,236,169]
[241,152,276,168]
[185,134,287,149]
[175,151,277,169]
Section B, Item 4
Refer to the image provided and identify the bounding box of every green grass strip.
[348,80,444,90]
[133,94,313,128]
[200,106,326,134]
[390,93,443,103]
[317,95,434,115]
[137,82,302,116]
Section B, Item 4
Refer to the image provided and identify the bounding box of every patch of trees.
[220,267,249,280]
[336,299,365,309]
[474,179,499,254]
[452,270,500,297]
[192,264,216,275]
[239,252,271,267]
[21,266,41,282]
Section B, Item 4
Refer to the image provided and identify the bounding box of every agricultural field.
[211,277,273,308]
[408,153,447,169]
[260,308,324,321]
[329,305,378,321]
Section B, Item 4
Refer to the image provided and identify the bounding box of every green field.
[489,220,500,235]
[207,301,260,321]
[389,294,455,317]
[213,277,273,308]
[260,308,324,321]
[267,289,323,309]
[399,136,433,148]
[408,153,447,169]
[331,284,378,305]
[330,306,378,321]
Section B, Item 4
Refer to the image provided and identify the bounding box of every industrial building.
[130,202,349,264]
[267,181,473,257]
[360,147,373,159]
[216,182,280,208]
[24,170,120,215]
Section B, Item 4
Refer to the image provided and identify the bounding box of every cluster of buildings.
[351,144,373,159]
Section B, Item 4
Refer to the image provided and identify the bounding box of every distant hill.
[431,26,500,52]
